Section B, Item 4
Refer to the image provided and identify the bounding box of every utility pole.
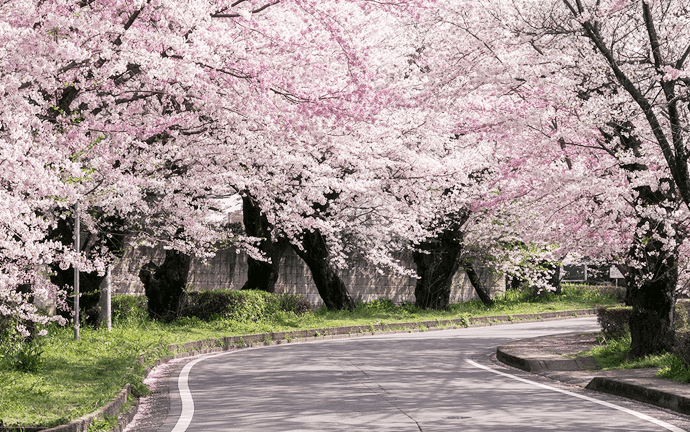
[74,201,80,340]
[106,266,112,331]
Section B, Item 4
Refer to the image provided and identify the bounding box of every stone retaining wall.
[111,245,505,305]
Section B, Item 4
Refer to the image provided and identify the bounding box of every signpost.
[609,266,624,287]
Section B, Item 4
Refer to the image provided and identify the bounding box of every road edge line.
[465,359,685,432]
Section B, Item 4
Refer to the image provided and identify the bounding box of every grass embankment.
[0,284,620,429]
[576,299,690,383]
[581,335,690,382]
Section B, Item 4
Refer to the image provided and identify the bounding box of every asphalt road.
[155,318,690,431]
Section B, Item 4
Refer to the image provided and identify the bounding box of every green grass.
[0,284,620,428]
[577,333,690,383]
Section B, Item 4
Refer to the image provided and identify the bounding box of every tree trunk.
[626,203,678,357]
[628,272,676,358]
[290,229,353,310]
[463,260,494,306]
[600,123,679,357]
[138,249,191,321]
[240,194,285,293]
[413,228,464,310]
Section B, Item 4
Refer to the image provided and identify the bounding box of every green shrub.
[276,293,312,315]
[597,306,632,341]
[592,285,627,303]
[112,295,148,325]
[401,301,420,314]
[561,284,626,303]
[365,299,396,311]
[0,312,13,346]
[676,300,690,331]
[1,339,45,373]
[676,330,690,367]
[656,352,690,382]
[179,290,298,322]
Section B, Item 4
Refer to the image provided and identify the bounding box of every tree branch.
[211,0,280,18]
[113,1,150,46]
[642,1,689,206]
[561,0,690,207]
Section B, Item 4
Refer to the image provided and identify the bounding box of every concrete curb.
[4,308,595,432]
[496,332,690,418]
[496,345,597,373]
[586,377,690,416]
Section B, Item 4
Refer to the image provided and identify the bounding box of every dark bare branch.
[212,0,280,18]
[114,1,151,46]
[676,44,690,70]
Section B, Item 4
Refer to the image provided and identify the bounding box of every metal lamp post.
[74,201,80,340]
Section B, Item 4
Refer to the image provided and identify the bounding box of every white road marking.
[466,359,685,432]
[171,353,226,432]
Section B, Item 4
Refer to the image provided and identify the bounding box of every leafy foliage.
[597,306,633,341]
[276,293,312,315]
[675,330,690,369]
[179,290,311,322]
[674,300,690,367]
[581,332,690,383]
[112,295,148,325]
[1,339,45,374]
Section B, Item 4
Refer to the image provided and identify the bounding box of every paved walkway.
[496,332,690,416]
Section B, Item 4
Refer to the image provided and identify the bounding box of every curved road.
[153,318,690,431]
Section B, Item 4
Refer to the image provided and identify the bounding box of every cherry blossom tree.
[2,0,449,319]
[418,0,689,356]
[504,0,690,357]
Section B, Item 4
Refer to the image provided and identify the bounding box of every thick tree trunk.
[240,194,285,293]
[463,260,494,306]
[413,228,464,310]
[626,208,678,357]
[628,272,676,358]
[138,249,191,321]
[291,229,353,310]
[601,123,679,357]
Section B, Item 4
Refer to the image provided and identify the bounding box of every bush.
[112,295,148,325]
[675,300,690,331]
[179,290,311,322]
[1,339,45,373]
[561,284,626,304]
[597,306,632,341]
[674,301,690,367]
[676,330,690,367]
[592,285,627,303]
[401,301,420,314]
[276,293,312,315]
[365,299,397,311]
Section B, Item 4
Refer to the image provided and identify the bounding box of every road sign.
[609,266,624,279]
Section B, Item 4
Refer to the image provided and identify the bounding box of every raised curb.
[496,345,597,373]
[4,308,595,431]
[586,377,690,416]
[496,332,690,418]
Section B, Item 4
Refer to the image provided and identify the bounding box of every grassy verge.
[576,333,690,383]
[0,284,620,428]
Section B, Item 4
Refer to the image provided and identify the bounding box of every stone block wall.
[111,245,505,306]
